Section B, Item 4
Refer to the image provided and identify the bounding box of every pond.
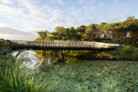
[12,50,138,92]
[12,50,82,68]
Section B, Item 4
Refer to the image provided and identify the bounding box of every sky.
[0,0,138,40]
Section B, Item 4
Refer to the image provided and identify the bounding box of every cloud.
[0,0,133,36]
[0,0,13,4]
[0,4,24,16]
[0,0,52,32]
[49,9,65,24]
[99,1,104,7]
[51,0,65,5]
[17,0,66,28]
[0,22,25,32]
[78,0,85,4]
[0,0,67,32]
[104,13,129,23]
[110,0,129,10]
[0,27,37,40]
[104,9,132,23]
[0,0,97,33]
[70,7,80,17]
[120,12,130,18]
[17,0,49,21]
[89,0,96,5]
[78,0,96,5]
[105,17,120,23]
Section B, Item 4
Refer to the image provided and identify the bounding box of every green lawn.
[35,61,138,92]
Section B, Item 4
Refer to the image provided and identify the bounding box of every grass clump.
[0,47,47,92]
[0,61,46,92]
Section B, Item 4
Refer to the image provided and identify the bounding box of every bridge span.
[0,40,122,62]
[0,40,121,50]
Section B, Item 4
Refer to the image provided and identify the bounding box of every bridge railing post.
[46,41,47,46]
[28,41,30,46]
[35,41,36,46]
[39,41,40,46]
[42,40,43,46]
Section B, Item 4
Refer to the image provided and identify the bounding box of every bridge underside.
[3,45,119,51]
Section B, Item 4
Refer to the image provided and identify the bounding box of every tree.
[50,26,81,41]
[37,30,48,40]
[103,22,128,44]
[124,16,138,44]
[85,24,100,41]
[97,22,108,39]
[50,26,67,40]
[67,27,82,41]
[76,25,87,40]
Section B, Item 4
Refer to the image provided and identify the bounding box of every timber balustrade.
[0,40,121,50]
[1,40,120,47]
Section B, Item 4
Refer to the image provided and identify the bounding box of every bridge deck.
[0,40,121,50]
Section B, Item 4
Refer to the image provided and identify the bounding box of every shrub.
[96,52,118,60]
[118,46,138,60]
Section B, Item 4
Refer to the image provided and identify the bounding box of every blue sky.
[0,0,138,40]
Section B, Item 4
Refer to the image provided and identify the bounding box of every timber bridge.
[0,40,121,62]
[0,40,121,50]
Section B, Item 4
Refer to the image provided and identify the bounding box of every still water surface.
[13,50,80,68]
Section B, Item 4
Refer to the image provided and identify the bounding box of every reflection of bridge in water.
[0,40,122,62]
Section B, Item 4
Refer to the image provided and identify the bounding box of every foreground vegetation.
[0,48,47,92]
[0,47,138,92]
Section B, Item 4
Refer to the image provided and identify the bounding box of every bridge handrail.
[0,40,120,48]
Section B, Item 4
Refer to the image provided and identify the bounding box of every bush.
[96,52,118,60]
[121,46,134,53]
[109,46,138,60]
[118,46,138,60]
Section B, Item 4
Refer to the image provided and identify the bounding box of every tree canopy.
[36,16,138,44]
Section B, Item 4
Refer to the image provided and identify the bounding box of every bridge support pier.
[61,53,65,63]
[61,50,70,63]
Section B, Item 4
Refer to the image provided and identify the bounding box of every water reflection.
[13,50,40,68]
[13,50,80,68]
[35,50,79,64]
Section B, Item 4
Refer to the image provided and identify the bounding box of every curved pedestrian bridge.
[0,40,121,51]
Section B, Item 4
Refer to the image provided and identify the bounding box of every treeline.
[36,16,138,44]
[0,39,18,45]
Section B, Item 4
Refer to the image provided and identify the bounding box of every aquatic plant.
[38,61,138,92]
